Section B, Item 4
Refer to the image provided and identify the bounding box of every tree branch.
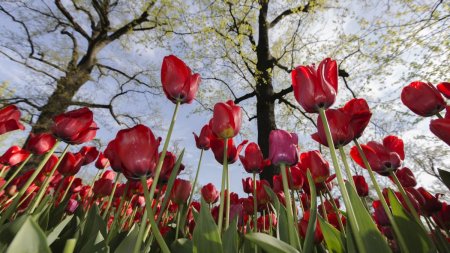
[277,96,316,126]
[234,91,257,104]
[269,1,313,28]
[54,0,90,40]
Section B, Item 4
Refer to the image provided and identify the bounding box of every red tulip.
[327,212,346,231]
[210,100,242,139]
[102,170,117,180]
[350,135,404,176]
[417,187,442,215]
[106,124,161,180]
[95,152,109,170]
[353,175,369,197]
[241,196,254,215]
[239,142,270,174]
[201,183,219,204]
[158,151,185,182]
[373,200,390,226]
[437,82,450,99]
[401,81,445,117]
[93,178,113,197]
[286,165,304,190]
[193,124,213,150]
[210,137,247,164]
[41,155,59,175]
[257,213,277,232]
[255,180,271,205]
[57,152,84,176]
[299,150,330,183]
[291,58,338,113]
[432,202,450,230]
[430,109,450,146]
[66,198,79,215]
[161,55,201,104]
[0,146,30,166]
[299,211,323,243]
[341,98,372,138]
[242,177,253,194]
[171,178,192,204]
[78,146,99,165]
[0,105,25,135]
[393,167,416,187]
[51,107,98,144]
[26,133,56,155]
[312,109,354,148]
[272,175,283,193]
[268,129,299,166]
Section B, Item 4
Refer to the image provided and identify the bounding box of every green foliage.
[192,199,223,253]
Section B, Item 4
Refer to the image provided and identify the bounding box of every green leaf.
[303,171,317,253]
[345,182,392,253]
[47,215,74,245]
[192,198,223,253]
[115,224,139,253]
[32,204,51,231]
[171,238,193,253]
[0,214,28,251]
[438,169,450,191]
[76,205,107,253]
[318,215,346,253]
[278,204,290,243]
[245,233,300,253]
[387,189,435,253]
[345,222,357,253]
[222,217,239,253]
[48,196,71,229]
[6,217,51,253]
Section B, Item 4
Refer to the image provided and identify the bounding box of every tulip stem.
[102,172,121,219]
[337,146,356,189]
[218,138,228,233]
[353,139,409,253]
[324,185,346,235]
[186,149,203,211]
[175,204,183,240]
[389,171,421,222]
[60,176,76,202]
[252,172,258,233]
[0,140,60,225]
[148,101,180,203]
[280,163,300,249]
[140,176,170,253]
[107,181,130,244]
[319,194,329,222]
[436,112,443,119]
[133,205,148,253]
[318,108,364,251]
[0,154,32,193]
[29,143,70,214]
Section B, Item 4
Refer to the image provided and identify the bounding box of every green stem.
[324,186,345,235]
[107,181,130,244]
[226,157,230,230]
[140,176,170,253]
[353,139,409,253]
[318,108,363,251]
[319,194,328,222]
[62,238,77,253]
[390,171,421,222]
[102,173,121,219]
[0,154,33,192]
[0,140,60,225]
[133,206,148,253]
[252,172,258,232]
[29,144,70,214]
[186,149,203,211]
[338,146,356,189]
[175,204,183,240]
[280,163,299,249]
[59,176,75,202]
[148,101,180,203]
[218,138,228,233]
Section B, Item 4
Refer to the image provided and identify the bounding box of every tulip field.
[0,55,450,253]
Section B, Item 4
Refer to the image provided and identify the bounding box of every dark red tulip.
[286,165,304,190]
[312,109,354,148]
[393,167,416,187]
[401,81,445,117]
[171,178,192,204]
[0,105,25,135]
[299,150,330,183]
[239,142,270,174]
[341,98,372,138]
[318,198,340,215]
[51,107,98,144]
[93,178,113,197]
[65,198,79,215]
[255,180,271,205]
[210,136,247,164]
[373,200,390,226]
[353,175,369,197]
[299,211,323,243]
[41,155,59,175]
[193,124,213,150]
[26,133,56,155]
[268,129,299,166]
[350,135,404,176]
[257,213,277,232]
[0,146,30,166]
[95,152,109,170]
[161,55,201,104]
[242,196,254,215]
[106,124,161,180]
[157,152,181,182]
[327,212,346,231]
[78,146,99,165]
[291,58,338,113]
[272,175,283,193]
[201,183,219,204]
[102,170,116,181]
[430,109,450,146]
[57,152,84,176]
[242,177,253,194]
[432,202,450,230]
[210,100,242,139]
[437,82,450,99]
[417,187,442,215]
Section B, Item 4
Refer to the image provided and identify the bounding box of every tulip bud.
[242,177,253,194]
[430,108,450,146]
[210,137,247,164]
[0,105,25,135]
[201,183,219,204]
[312,109,354,148]
[51,107,98,144]
[268,129,299,166]
[239,142,270,174]
[353,175,369,197]
[300,150,330,183]
[341,98,372,138]
[57,152,84,176]
[95,152,110,170]
[26,133,57,155]
[171,178,192,204]
[437,82,450,99]
[394,167,416,187]
[210,100,242,139]
[0,146,30,166]
[401,81,445,117]
[193,124,213,150]
[78,146,99,165]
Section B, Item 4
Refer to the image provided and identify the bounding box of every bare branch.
[277,97,316,126]
[234,91,257,104]
[70,101,111,109]
[54,0,90,40]
[269,1,313,28]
